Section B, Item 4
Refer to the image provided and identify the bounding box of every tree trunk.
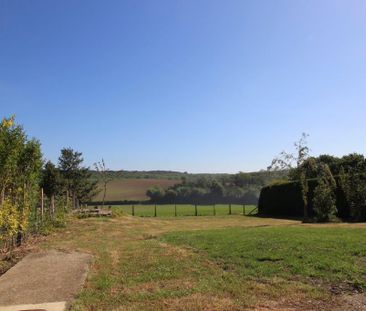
[72,191,77,209]
[1,187,5,205]
[300,173,309,222]
[102,181,107,207]
[51,195,55,218]
[303,200,308,220]
[66,190,69,209]
[41,188,44,222]
[49,195,54,219]
[16,231,22,247]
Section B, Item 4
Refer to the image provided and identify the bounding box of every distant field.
[110,204,258,217]
[93,178,179,201]
[113,204,256,217]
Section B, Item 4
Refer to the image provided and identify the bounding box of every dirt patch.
[252,293,366,311]
[0,250,92,306]
[336,294,366,311]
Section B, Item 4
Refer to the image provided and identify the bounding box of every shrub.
[313,180,337,222]
[258,181,305,217]
[0,200,19,244]
[339,169,366,221]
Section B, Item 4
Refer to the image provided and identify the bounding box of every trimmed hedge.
[258,178,350,219]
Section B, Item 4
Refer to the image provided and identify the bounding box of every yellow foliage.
[1,115,15,129]
[0,200,19,240]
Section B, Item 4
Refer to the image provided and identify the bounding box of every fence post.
[243,204,245,216]
[154,204,157,217]
[213,204,216,216]
[174,204,177,217]
[229,203,232,215]
[195,204,198,216]
[132,205,135,216]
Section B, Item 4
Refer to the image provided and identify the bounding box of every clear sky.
[1,1,365,173]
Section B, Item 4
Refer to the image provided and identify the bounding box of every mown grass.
[162,226,366,291]
[40,214,366,310]
[110,204,257,217]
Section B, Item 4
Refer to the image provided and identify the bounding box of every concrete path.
[0,302,66,311]
[0,250,92,311]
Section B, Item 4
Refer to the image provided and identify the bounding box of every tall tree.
[58,148,98,208]
[41,161,62,218]
[313,163,337,222]
[339,166,366,221]
[0,116,42,247]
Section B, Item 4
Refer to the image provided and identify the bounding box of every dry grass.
[40,215,366,311]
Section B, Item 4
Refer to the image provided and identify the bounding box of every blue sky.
[1,0,365,173]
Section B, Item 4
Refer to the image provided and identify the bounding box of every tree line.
[0,116,98,252]
[146,170,286,204]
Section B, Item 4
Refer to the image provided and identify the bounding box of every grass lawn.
[40,214,366,310]
[162,226,366,291]
[109,204,257,217]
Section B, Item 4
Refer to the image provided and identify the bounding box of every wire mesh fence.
[108,204,258,217]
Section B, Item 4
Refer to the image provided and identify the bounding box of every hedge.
[258,178,350,219]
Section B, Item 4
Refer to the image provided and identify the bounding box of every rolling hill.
[93,178,180,202]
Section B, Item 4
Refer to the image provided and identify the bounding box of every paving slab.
[0,250,92,308]
[0,301,66,311]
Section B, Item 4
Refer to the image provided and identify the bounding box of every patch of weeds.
[94,272,115,291]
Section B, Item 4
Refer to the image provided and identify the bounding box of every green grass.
[42,215,300,310]
[110,204,257,217]
[40,214,366,310]
[162,226,366,290]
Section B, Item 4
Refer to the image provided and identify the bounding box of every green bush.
[258,181,304,217]
[258,174,366,221]
[313,180,337,222]
[339,170,366,221]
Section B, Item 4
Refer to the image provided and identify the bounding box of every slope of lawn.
[162,226,366,291]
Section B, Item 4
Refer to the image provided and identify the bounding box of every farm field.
[40,214,366,310]
[93,178,179,201]
[104,204,258,217]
